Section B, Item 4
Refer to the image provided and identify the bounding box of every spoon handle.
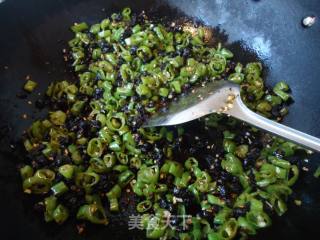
[230,96,320,152]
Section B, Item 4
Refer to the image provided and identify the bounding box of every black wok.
[0,0,319,239]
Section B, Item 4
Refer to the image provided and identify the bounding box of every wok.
[0,0,319,239]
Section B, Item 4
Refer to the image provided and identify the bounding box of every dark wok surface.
[0,0,319,239]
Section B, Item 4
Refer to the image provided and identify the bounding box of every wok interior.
[0,0,319,239]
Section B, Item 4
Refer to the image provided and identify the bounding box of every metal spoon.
[144,80,320,152]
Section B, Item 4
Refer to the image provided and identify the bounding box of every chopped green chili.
[24,80,37,92]
[18,7,310,240]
